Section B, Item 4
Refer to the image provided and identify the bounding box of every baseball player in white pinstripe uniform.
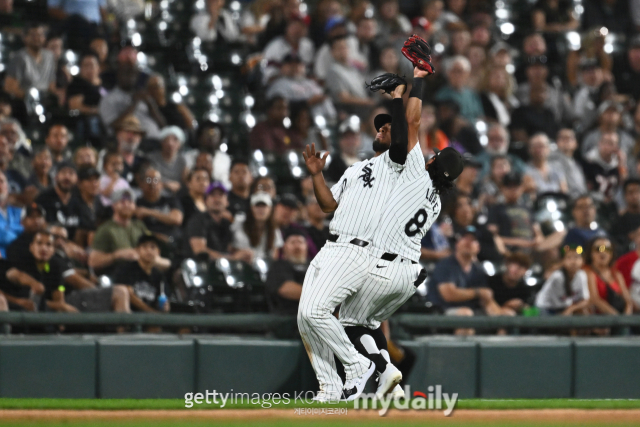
[339,70,464,399]
[298,79,415,402]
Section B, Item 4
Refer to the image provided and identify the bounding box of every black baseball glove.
[365,73,407,95]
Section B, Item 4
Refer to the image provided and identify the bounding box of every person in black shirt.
[146,74,194,133]
[227,159,252,218]
[305,194,329,251]
[185,181,234,260]
[7,202,47,262]
[488,252,533,314]
[35,160,81,240]
[135,166,183,244]
[66,52,106,146]
[0,258,43,312]
[73,167,104,248]
[180,168,210,228]
[266,229,309,315]
[112,234,168,312]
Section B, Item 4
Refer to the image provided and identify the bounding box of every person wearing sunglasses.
[584,236,634,315]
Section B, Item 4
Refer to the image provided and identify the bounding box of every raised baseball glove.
[365,73,407,95]
[401,34,435,73]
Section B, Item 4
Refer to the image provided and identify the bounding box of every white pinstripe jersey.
[371,144,441,262]
[329,150,404,241]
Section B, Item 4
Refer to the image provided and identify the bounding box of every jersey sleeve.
[330,164,356,203]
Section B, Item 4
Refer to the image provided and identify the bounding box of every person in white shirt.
[190,0,241,43]
[184,121,231,189]
[262,17,315,83]
[535,244,591,315]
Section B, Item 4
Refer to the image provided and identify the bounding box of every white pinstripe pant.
[340,254,422,330]
[297,242,373,396]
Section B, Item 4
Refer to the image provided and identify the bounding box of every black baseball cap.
[136,233,161,247]
[374,114,392,132]
[77,167,100,181]
[502,171,522,187]
[432,147,464,182]
[455,225,479,241]
[276,193,299,209]
[25,202,45,217]
[56,160,76,174]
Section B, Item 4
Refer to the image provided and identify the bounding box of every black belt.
[382,252,418,264]
[328,234,369,247]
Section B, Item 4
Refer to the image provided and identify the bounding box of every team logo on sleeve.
[359,163,375,188]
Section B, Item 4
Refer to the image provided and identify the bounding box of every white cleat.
[341,361,376,401]
[389,384,405,399]
[375,364,403,400]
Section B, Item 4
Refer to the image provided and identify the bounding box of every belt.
[381,252,418,264]
[327,234,369,247]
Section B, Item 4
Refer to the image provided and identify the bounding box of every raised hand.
[302,143,329,176]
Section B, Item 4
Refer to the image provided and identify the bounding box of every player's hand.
[302,143,329,176]
[414,67,432,78]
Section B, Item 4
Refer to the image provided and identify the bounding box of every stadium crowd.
[0,0,639,333]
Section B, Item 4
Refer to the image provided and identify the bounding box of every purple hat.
[206,181,227,195]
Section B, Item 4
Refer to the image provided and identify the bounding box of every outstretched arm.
[388,84,409,164]
[406,67,431,153]
[302,144,338,213]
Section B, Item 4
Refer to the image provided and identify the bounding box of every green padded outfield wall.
[0,336,638,398]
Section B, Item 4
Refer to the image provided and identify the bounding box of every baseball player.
[298,73,416,402]
[339,36,464,399]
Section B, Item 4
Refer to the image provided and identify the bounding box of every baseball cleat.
[389,384,405,399]
[341,361,376,401]
[375,363,403,400]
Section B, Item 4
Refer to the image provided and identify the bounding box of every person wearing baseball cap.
[147,126,187,193]
[74,167,102,248]
[229,191,281,262]
[5,202,46,262]
[426,146,464,194]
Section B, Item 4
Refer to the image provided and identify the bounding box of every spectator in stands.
[448,23,471,57]
[368,46,411,97]
[525,133,568,194]
[66,51,105,145]
[611,178,640,252]
[418,104,448,156]
[100,46,150,91]
[48,0,105,49]
[263,16,315,83]
[514,34,548,83]
[420,221,452,262]
[305,194,329,251]
[0,134,26,198]
[190,0,241,44]
[89,37,109,73]
[325,36,375,115]
[535,244,591,315]
[584,236,634,315]
[0,170,23,257]
[615,225,640,311]
[274,193,317,257]
[227,160,252,217]
[582,0,632,36]
[376,0,411,44]
[548,128,587,198]
[476,124,525,180]
[49,224,131,314]
[427,226,514,335]
[289,103,327,150]
[532,0,579,33]
[135,166,183,245]
[184,121,230,188]
[112,234,169,313]
[249,97,301,155]
[455,154,481,198]
[266,229,309,314]
[515,57,573,126]
[251,175,277,198]
[478,154,511,208]
[45,33,71,101]
[147,126,187,194]
[73,167,102,248]
[0,93,12,122]
[146,74,195,132]
[353,16,378,72]
[231,191,283,260]
[581,101,634,158]
[98,63,164,140]
[448,192,501,261]
[3,23,56,100]
[106,115,147,184]
[266,54,336,120]
[23,146,52,203]
[479,65,517,128]
[89,188,168,274]
[488,252,533,314]
[180,168,210,227]
[186,181,241,260]
[564,194,606,248]
[99,151,130,207]
[510,83,560,144]
[35,161,81,240]
[325,118,363,183]
[0,119,32,180]
[73,146,98,170]
[572,59,605,133]
[45,123,72,175]
[613,35,640,101]
[435,56,483,123]
[6,202,46,262]
[582,132,626,204]
[435,99,482,155]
